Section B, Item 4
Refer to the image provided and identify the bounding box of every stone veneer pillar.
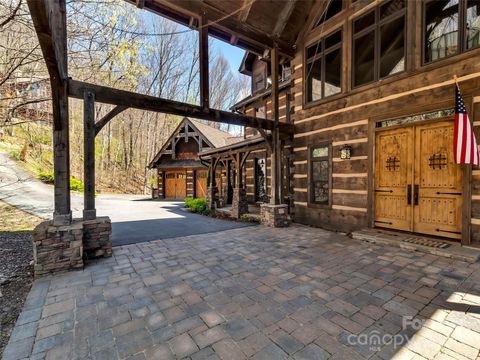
[32,216,112,278]
[231,188,248,219]
[82,217,112,259]
[186,170,194,198]
[206,186,218,209]
[260,204,289,227]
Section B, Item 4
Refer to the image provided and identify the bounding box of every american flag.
[454,85,479,166]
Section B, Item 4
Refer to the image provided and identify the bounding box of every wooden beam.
[95,106,128,136]
[273,0,297,38]
[238,0,255,22]
[68,79,294,133]
[28,0,71,225]
[271,46,280,205]
[83,91,96,220]
[199,16,209,109]
[127,0,295,57]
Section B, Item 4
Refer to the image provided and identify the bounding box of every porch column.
[83,91,96,220]
[261,46,288,227]
[232,153,248,219]
[47,0,71,226]
[207,157,217,209]
[227,160,233,204]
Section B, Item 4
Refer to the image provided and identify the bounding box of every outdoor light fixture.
[340,144,352,160]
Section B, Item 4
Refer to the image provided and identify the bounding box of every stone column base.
[231,188,248,219]
[83,217,112,259]
[32,216,112,278]
[33,220,84,278]
[260,204,289,227]
[206,186,218,210]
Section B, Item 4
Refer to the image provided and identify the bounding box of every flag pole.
[454,74,459,86]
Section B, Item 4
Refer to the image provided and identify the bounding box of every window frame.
[352,0,407,89]
[304,29,343,105]
[422,0,479,65]
[308,142,332,207]
[314,0,345,29]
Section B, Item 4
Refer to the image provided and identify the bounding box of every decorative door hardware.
[375,189,393,193]
[428,153,447,170]
[436,191,462,195]
[407,184,412,205]
[386,156,399,171]
[413,184,419,205]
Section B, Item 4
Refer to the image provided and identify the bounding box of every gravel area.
[0,231,33,356]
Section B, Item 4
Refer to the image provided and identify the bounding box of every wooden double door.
[374,120,463,239]
[165,171,186,199]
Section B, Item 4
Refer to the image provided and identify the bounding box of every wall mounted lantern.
[340,144,352,160]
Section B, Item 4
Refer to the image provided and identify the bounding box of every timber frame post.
[199,15,209,109]
[83,91,96,220]
[27,0,71,225]
[270,45,281,205]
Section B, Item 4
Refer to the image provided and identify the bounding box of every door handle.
[414,184,419,206]
[407,184,412,205]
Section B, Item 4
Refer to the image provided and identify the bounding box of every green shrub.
[8,150,21,161]
[37,171,54,184]
[240,214,261,224]
[70,177,84,192]
[37,171,85,192]
[184,198,207,213]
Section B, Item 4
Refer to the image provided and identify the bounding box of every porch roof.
[198,135,265,159]
[127,0,318,57]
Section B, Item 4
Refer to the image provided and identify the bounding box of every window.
[424,0,480,63]
[315,0,344,27]
[306,30,342,103]
[352,0,406,87]
[310,145,330,205]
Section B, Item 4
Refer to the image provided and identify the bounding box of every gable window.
[424,0,480,64]
[310,145,331,205]
[315,0,344,27]
[306,29,342,103]
[352,0,406,87]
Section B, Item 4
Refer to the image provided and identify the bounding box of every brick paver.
[3,225,480,359]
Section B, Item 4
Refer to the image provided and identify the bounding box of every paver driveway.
[3,225,480,360]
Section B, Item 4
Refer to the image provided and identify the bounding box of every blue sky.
[211,38,246,73]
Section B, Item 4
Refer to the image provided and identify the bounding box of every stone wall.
[260,204,289,227]
[206,186,218,209]
[83,217,112,259]
[231,188,248,219]
[32,216,112,278]
[33,220,84,277]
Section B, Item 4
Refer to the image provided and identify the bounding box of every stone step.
[351,229,480,263]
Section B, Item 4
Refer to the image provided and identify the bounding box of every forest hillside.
[0,0,249,194]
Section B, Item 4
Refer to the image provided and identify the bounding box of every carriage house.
[148,117,241,200]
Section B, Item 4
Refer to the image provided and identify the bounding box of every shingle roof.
[189,118,243,147]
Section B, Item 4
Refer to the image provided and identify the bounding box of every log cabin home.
[148,117,242,200]
[200,0,480,245]
[27,0,480,249]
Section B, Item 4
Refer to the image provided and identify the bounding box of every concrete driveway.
[0,153,253,245]
[96,197,254,246]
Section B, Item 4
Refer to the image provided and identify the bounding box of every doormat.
[402,237,450,249]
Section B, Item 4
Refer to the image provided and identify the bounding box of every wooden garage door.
[195,170,207,198]
[165,171,186,199]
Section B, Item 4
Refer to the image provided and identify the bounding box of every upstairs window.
[315,0,344,27]
[352,0,406,87]
[306,29,342,103]
[424,0,480,64]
